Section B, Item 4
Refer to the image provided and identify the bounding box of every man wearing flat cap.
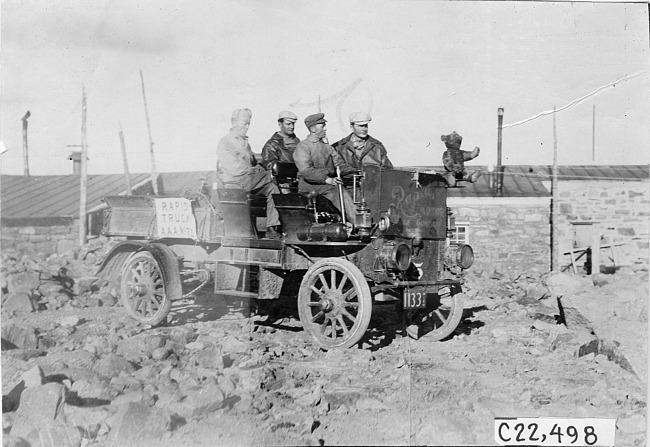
[332,112,392,171]
[217,108,282,239]
[261,111,301,170]
[294,113,357,221]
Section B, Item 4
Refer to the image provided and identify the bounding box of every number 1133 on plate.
[494,417,616,446]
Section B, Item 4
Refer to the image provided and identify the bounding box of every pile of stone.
[1,239,120,316]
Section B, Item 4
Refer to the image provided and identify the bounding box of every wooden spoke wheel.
[298,258,372,349]
[120,250,174,326]
[404,284,464,341]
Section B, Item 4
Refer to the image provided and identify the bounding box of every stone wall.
[448,197,551,275]
[556,180,649,270]
[1,219,80,256]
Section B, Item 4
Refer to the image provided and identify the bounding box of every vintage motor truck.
[98,164,474,349]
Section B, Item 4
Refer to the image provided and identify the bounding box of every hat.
[349,112,372,125]
[278,110,298,122]
[231,108,252,124]
[441,131,463,149]
[304,113,326,129]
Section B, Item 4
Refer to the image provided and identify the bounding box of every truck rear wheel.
[120,250,174,326]
[298,258,372,349]
[404,285,464,341]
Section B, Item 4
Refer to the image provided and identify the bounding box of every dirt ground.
[2,262,647,446]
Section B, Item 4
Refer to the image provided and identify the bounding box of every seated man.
[294,113,357,222]
[261,110,300,170]
[332,112,392,170]
[216,108,282,239]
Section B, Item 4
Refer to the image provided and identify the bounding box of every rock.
[176,383,225,419]
[193,346,225,369]
[98,292,117,307]
[59,315,83,327]
[38,336,57,350]
[617,412,646,434]
[1,292,35,314]
[10,383,79,447]
[591,273,610,287]
[220,335,249,354]
[116,336,149,361]
[69,379,115,401]
[152,347,171,361]
[165,340,186,356]
[93,353,135,379]
[3,382,26,413]
[110,374,144,395]
[6,272,40,293]
[108,402,172,446]
[144,334,167,352]
[1,324,39,350]
[3,435,32,447]
[168,327,197,345]
[110,391,145,407]
[216,375,237,396]
[237,365,270,394]
[296,387,322,408]
[545,273,591,297]
[21,366,44,388]
[38,282,64,296]
[185,341,206,351]
[355,397,388,411]
[74,276,100,295]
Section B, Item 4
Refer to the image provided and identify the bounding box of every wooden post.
[118,122,132,195]
[496,108,504,196]
[21,111,31,176]
[591,229,601,276]
[78,87,88,246]
[140,70,159,195]
[551,106,559,272]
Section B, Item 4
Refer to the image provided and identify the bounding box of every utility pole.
[551,106,559,272]
[78,87,88,246]
[592,105,596,162]
[496,108,504,196]
[119,122,132,195]
[140,70,159,195]
[21,111,31,176]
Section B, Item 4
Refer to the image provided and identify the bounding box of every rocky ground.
[1,240,648,446]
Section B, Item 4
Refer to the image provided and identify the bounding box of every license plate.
[403,290,426,309]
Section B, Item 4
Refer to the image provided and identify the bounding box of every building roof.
[401,165,649,198]
[1,173,152,219]
[2,165,647,219]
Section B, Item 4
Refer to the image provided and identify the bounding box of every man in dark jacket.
[260,111,301,170]
[332,112,393,170]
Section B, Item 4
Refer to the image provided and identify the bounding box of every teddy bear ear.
[440,135,446,142]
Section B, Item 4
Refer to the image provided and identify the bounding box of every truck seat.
[271,161,299,194]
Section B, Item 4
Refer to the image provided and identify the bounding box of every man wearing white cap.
[261,111,301,170]
[217,108,282,239]
[333,112,392,171]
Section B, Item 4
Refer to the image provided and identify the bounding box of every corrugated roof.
[3,165,647,219]
[1,173,152,219]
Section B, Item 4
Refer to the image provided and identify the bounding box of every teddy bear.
[440,131,482,187]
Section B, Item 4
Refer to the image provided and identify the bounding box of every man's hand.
[325,177,343,186]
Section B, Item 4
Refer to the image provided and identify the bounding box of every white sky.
[1,0,649,175]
